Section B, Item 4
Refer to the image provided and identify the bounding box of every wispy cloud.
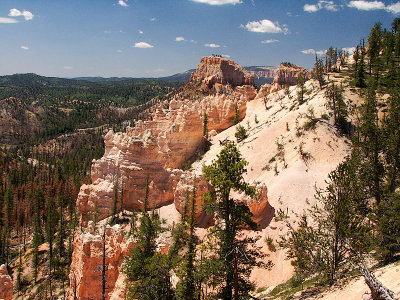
[190,0,242,5]
[261,39,279,44]
[117,49,123,53]
[150,17,156,21]
[0,17,18,23]
[21,46,29,50]
[118,0,129,7]
[9,8,34,20]
[133,42,154,48]
[204,43,220,48]
[64,66,73,69]
[175,36,185,42]
[347,1,400,14]
[348,0,385,10]
[138,30,144,34]
[304,1,338,13]
[222,54,230,58]
[242,19,288,34]
[301,48,326,55]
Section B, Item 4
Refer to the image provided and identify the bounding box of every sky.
[0,0,398,78]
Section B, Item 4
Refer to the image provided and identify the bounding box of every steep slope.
[70,60,354,298]
[191,77,350,287]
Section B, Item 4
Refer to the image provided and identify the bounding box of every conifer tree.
[297,73,307,104]
[314,55,325,89]
[325,83,348,133]
[123,176,171,299]
[203,142,265,299]
[176,187,199,300]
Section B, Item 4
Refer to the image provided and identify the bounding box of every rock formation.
[77,57,256,224]
[68,224,135,300]
[259,63,311,95]
[273,63,310,86]
[189,56,254,88]
[0,264,13,300]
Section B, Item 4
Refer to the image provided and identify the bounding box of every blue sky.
[0,0,398,77]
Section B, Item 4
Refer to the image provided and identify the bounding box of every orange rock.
[76,57,256,225]
[0,264,13,300]
[68,225,135,300]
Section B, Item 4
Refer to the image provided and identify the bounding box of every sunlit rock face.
[76,56,256,224]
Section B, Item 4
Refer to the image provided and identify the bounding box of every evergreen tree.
[111,179,118,223]
[297,73,307,104]
[314,55,325,89]
[123,176,172,299]
[176,187,199,300]
[368,22,382,76]
[203,142,265,299]
[279,156,371,285]
[355,43,367,88]
[32,212,41,283]
[325,83,349,133]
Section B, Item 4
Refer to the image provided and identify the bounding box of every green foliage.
[297,73,307,105]
[203,142,266,299]
[279,156,371,285]
[124,177,172,299]
[313,56,325,89]
[324,83,349,133]
[235,125,248,142]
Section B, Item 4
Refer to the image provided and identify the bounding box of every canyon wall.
[76,56,257,224]
[0,264,13,300]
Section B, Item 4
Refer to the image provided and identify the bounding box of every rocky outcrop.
[189,56,254,88]
[273,63,310,86]
[77,57,256,224]
[68,224,135,300]
[0,264,13,300]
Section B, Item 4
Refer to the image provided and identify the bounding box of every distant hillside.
[0,73,87,87]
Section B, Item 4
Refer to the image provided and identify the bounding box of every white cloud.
[64,66,73,69]
[347,1,400,14]
[117,49,123,53]
[304,4,319,12]
[133,42,154,48]
[118,0,129,7]
[301,48,326,55]
[243,19,287,34]
[8,8,34,20]
[0,17,18,23]
[190,0,242,5]
[22,10,34,20]
[21,46,29,50]
[304,1,338,13]
[348,1,385,10]
[222,54,230,58]
[138,30,144,34]
[8,8,22,17]
[150,17,156,21]
[261,39,279,44]
[204,43,220,48]
[175,36,185,42]
[386,2,400,14]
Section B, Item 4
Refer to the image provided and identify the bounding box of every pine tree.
[314,55,325,89]
[111,179,118,223]
[279,155,371,285]
[123,176,171,299]
[3,187,12,266]
[368,22,382,76]
[325,83,348,133]
[203,142,265,299]
[355,43,367,88]
[297,73,307,104]
[176,187,199,300]
[32,212,41,283]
